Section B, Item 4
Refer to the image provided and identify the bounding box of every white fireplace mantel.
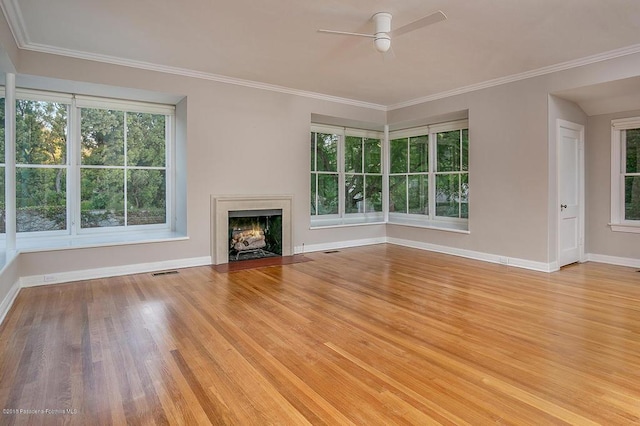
[211,195,293,265]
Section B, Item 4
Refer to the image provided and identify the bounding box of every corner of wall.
[0,254,21,326]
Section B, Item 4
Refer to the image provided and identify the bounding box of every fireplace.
[228,209,282,262]
[211,195,293,265]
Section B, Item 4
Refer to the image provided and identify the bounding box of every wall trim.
[0,277,20,326]
[388,43,640,110]
[294,237,386,254]
[387,237,558,273]
[20,256,212,287]
[586,253,640,268]
[3,0,640,112]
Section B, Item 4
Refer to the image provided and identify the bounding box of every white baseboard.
[0,278,20,326]
[586,253,640,268]
[294,237,386,255]
[20,256,212,287]
[387,237,558,273]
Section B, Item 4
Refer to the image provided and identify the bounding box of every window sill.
[609,223,640,234]
[13,230,188,253]
[310,213,385,229]
[388,216,469,234]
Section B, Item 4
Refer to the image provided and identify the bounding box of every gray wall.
[15,49,387,276]
[1,14,640,283]
[388,78,552,263]
[585,109,640,259]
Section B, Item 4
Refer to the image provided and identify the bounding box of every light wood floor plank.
[0,244,639,424]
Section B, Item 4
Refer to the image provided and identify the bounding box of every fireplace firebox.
[228,209,282,262]
[212,195,292,265]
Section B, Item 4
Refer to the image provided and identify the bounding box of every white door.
[557,121,584,267]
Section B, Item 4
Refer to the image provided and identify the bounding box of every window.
[310,125,383,226]
[389,121,469,231]
[0,96,4,235]
[389,134,429,215]
[345,135,382,214]
[1,88,175,245]
[611,117,640,232]
[310,131,339,216]
[435,128,469,219]
[80,106,167,229]
[16,96,69,233]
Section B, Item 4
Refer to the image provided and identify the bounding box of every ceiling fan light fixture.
[372,12,392,53]
[318,10,446,54]
[374,35,391,53]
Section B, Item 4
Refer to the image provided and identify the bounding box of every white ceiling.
[2,0,640,107]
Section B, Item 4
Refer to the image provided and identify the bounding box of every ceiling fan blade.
[391,10,447,37]
[317,29,375,38]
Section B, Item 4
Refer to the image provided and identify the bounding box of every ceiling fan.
[318,10,447,53]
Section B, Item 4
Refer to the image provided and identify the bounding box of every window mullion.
[428,132,436,219]
[338,130,345,218]
[69,99,79,235]
[383,125,389,222]
[123,111,128,227]
[459,131,463,218]
[314,133,318,216]
[5,73,16,251]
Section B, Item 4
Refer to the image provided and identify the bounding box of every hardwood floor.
[1,244,639,425]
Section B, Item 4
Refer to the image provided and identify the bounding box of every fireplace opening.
[228,209,282,262]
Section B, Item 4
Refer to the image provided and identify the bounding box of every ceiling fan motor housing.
[372,12,392,52]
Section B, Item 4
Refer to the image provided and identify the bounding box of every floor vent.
[324,250,340,254]
[152,270,179,277]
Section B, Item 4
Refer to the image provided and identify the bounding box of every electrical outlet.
[43,275,56,282]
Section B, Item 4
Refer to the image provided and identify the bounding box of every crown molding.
[0,0,28,47]
[387,43,640,111]
[17,42,388,111]
[3,0,640,112]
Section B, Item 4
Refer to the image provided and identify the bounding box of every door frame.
[556,119,585,267]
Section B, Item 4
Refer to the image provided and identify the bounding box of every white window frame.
[14,89,73,237]
[611,117,640,233]
[1,87,176,247]
[388,120,469,232]
[310,124,384,228]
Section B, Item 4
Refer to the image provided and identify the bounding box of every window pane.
[16,167,66,232]
[390,138,408,173]
[437,130,461,172]
[316,133,338,172]
[462,129,469,172]
[409,136,428,173]
[127,169,166,225]
[461,173,469,219]
[364,138,381,173]
[16,100,67,165]
[317,174,338,215]
[0,98,5,162]
[625,176,640,220]
[389,175,407,213]
[436,174,460,217]
[127,112,166,167]
[408,175,428,215]
[81,169,125,228]
[310,133,316,171]
[0,166,4,234]
[310,173,317,215]
[345,136,362,173]
[626,129,640,174]
[345,174,363,213]
[0,101,3,234]
[365,175,383,212]
[81,108,125,166]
